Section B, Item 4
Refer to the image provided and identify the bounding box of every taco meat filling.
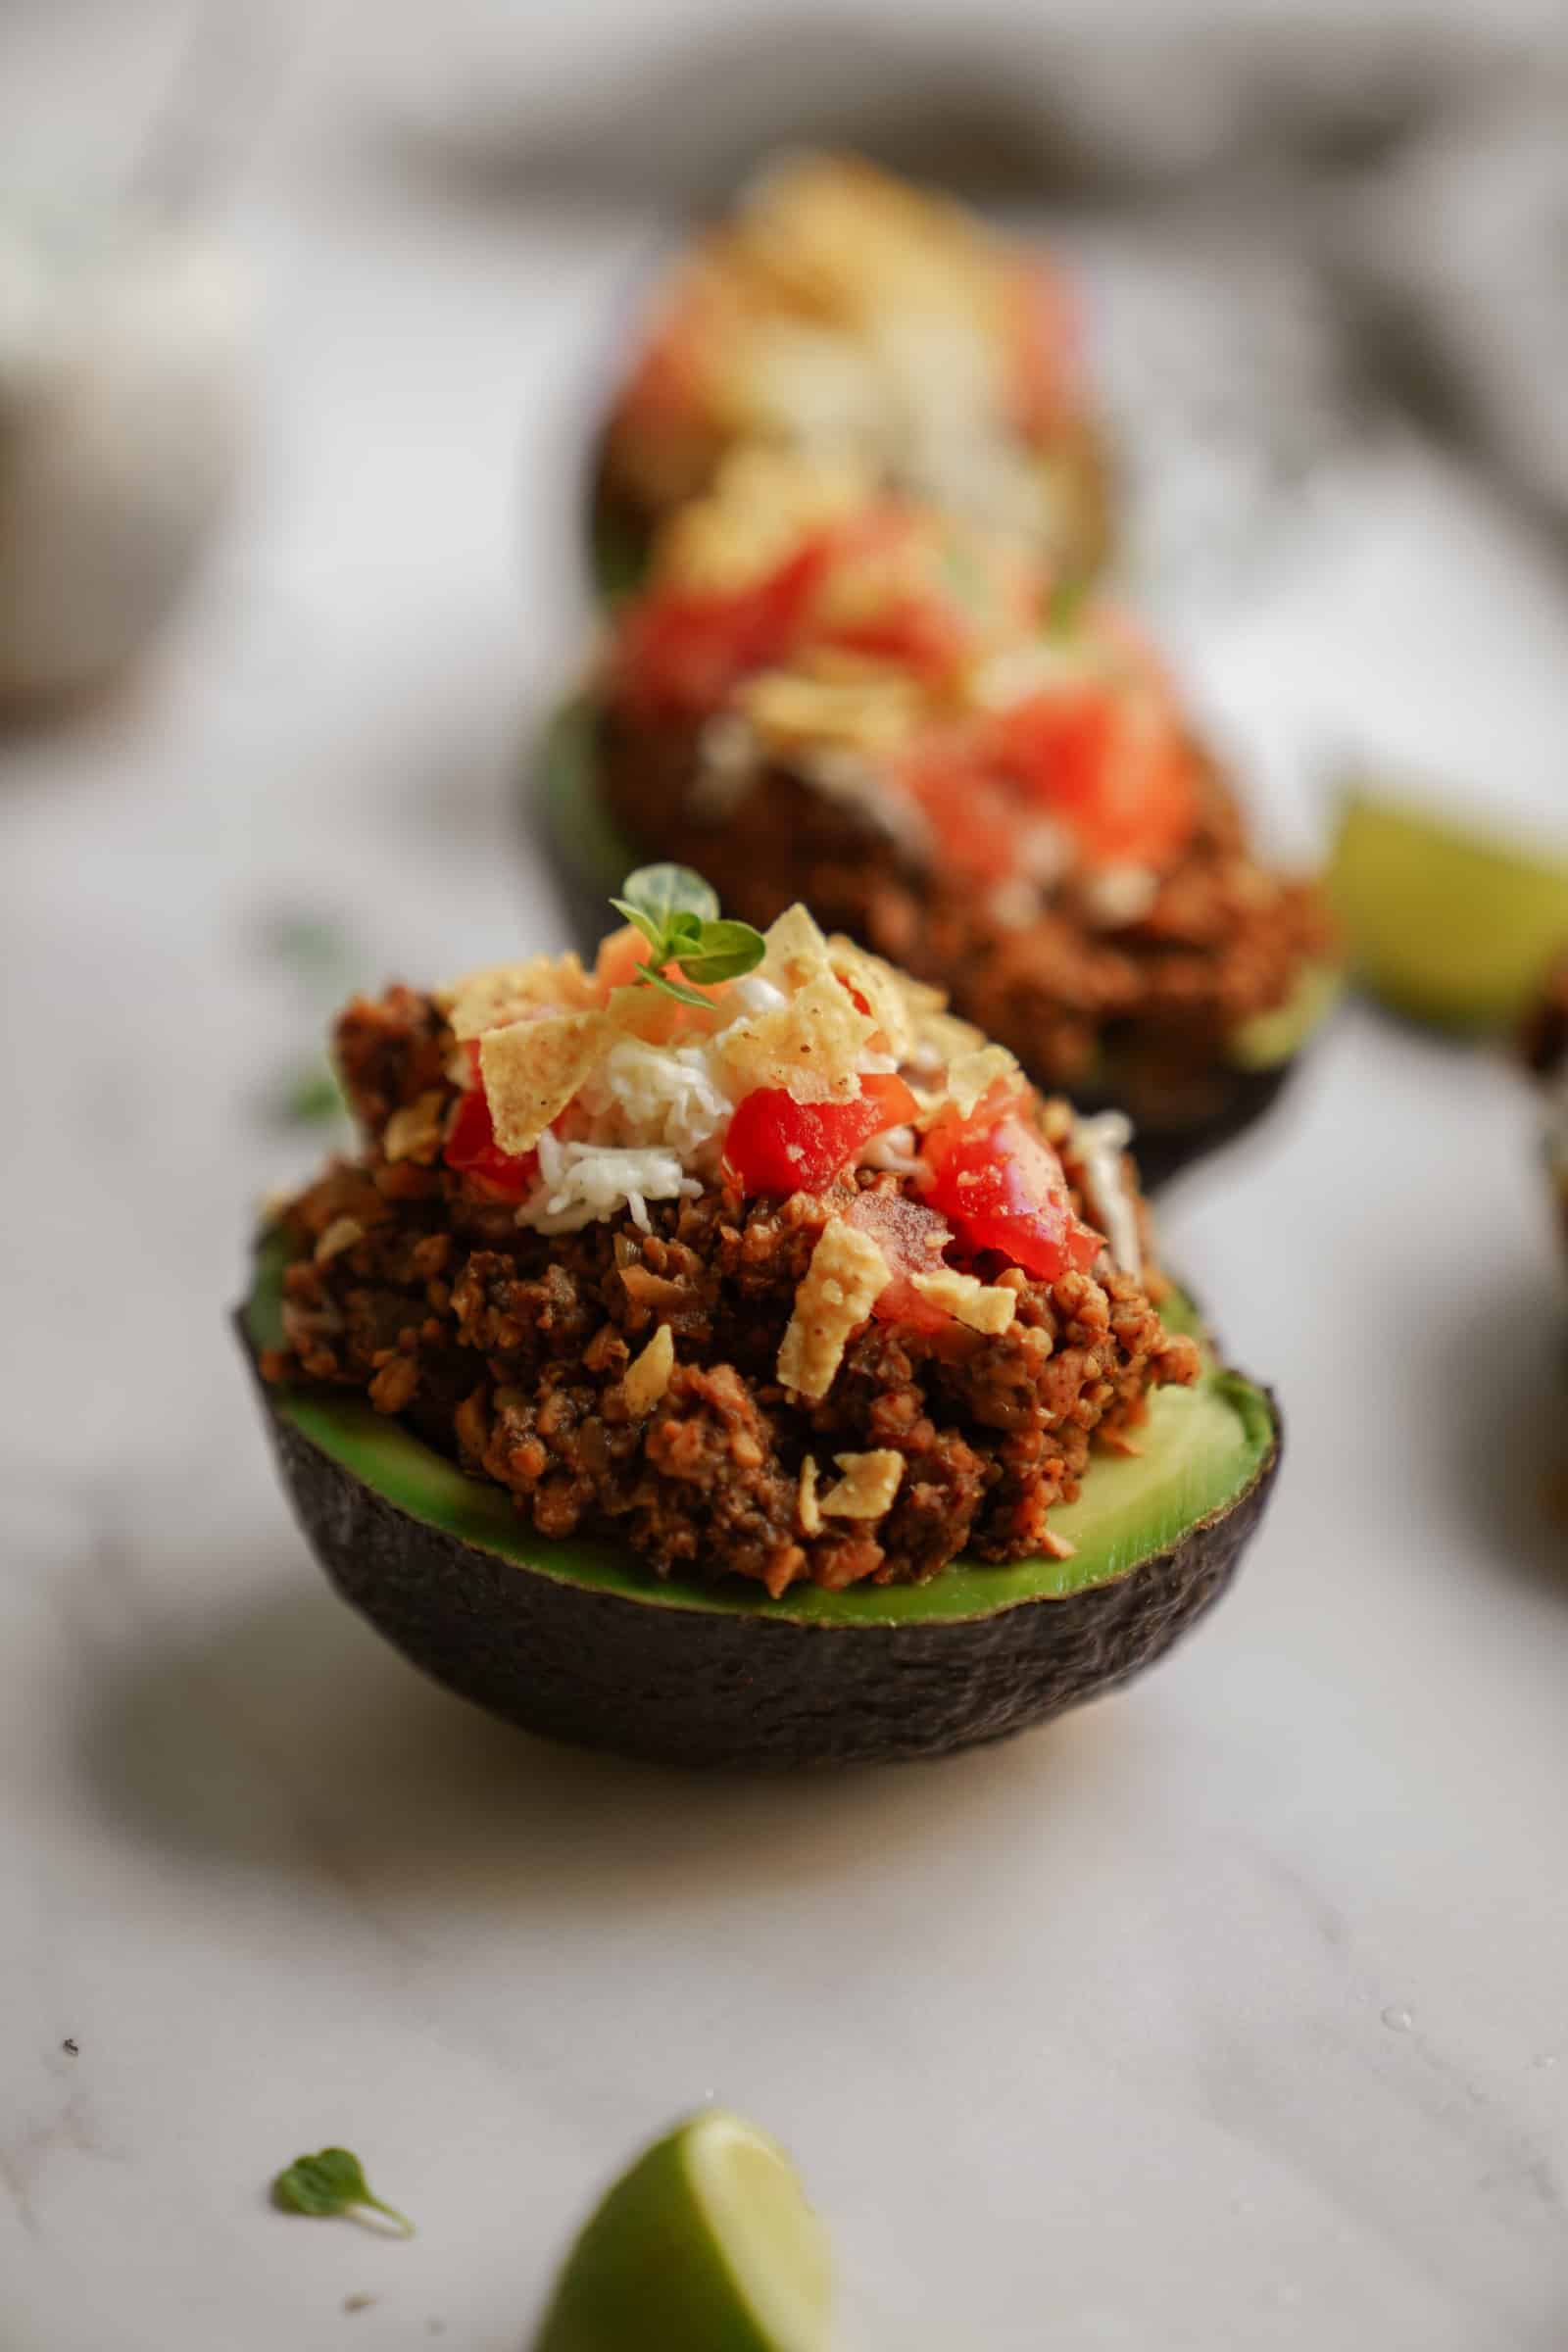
[597,450,1335,1100]
[261,905,1199,1595]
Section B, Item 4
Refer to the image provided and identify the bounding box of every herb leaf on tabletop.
[271,2147,415,2236]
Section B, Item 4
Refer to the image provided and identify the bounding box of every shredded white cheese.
[1072,1110,1141,1279]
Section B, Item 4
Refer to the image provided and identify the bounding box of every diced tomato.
[991,688,1198,867]
[823,597,972,682]
[614,540,833,717]
[844,1188,956,1330]
[443,1043,540,1201]
[723,1073,918,1196]
[897,730,1021,887]
[922,1091,1102,1280]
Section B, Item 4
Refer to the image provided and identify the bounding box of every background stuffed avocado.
[239,1232,1280,1768]
[529,695,1339,1190]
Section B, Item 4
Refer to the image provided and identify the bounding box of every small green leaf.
[637,963,719,1009]
[674,920,767,984]
[608,900,667,956]
[609,869,764,1005]
[620,864,720,929]
[271,2148,414,2237]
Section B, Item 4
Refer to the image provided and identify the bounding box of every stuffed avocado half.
[535,617,1340,1197]
[590,150,1109,606]
[240,872,1280,1768]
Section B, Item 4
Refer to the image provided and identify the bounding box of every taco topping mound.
[597,149,1105,580]
[594,450,1337,1119]
[260,875,1200,1597]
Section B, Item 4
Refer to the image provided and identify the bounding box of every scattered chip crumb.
[382,1090,447,1165]
[619,1323,675,1418]
[61,2037,78,2057]
[315,1215,366,1265]
[777,1220,890,1399]
[798,1455,823,1536]
[910,1267,1017,1334]
[343,2294,376,2316]
[819,1449,906,1518]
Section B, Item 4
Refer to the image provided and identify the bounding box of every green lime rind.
[245,1233,1273,1630]
[535,697,1334,1075]
[534,2113,831,2352]
[1329,785,1568,1032]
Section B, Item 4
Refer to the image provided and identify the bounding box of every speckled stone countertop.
[3,6,1566,2347]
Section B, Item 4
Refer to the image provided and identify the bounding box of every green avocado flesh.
[1330,786,1568,1030]
[246,1234,1275,1630]
[535,697,1336,1078]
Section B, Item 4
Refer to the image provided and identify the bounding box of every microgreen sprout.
[610,865,765,1009]
[271,2147,415,2237]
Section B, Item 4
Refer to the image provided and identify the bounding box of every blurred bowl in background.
[0,202,249,711]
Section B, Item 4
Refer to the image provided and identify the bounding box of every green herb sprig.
[610,865,765,1009]
[271,2147,415,2237]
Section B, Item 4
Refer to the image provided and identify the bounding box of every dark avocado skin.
[1075,1060,1299,1194]
[527,698,1324,1195]
[236,1317,1281,1771]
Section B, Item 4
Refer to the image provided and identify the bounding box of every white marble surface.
[3,7,1566,2348]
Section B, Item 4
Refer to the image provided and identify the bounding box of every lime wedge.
[533,2112,833,2352]
[1329,787,1568,1030]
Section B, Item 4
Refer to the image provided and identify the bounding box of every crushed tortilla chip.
[619,1323,675,1418]
[777,1218,890,1399]
[910,1267,1017,1335]
[656,446,871,599]
[936,1044,1020,1118]
[479,1011,609,1154]
[818,1449,906,1519]
[717,970,875,1104]
[797,1455,823,1538]
[758,901,834,993]
[825,938,915,1062]
[443,953,595,1042]
[739,664,922,764]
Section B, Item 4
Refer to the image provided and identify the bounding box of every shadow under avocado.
[76,1550,1128,1915]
